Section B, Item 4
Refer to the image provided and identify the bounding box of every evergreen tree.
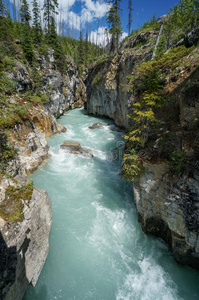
[84,32,89,65]
[43,0,58,45]
[20,0,31,25]
[13,0,17,21]
[0,0,6,42]
[107,0,122,52]
[164,11,174,49]
[48,15,57,45]
[165,0,199,48]
[0,0,5,16]
[20,0,34,63]
[32,0,42,45]
[77,30,84,65]
[127,0,133,35]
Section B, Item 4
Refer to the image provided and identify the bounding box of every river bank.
[24,109,199,300]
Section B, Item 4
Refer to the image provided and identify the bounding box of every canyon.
[1,25,199,299]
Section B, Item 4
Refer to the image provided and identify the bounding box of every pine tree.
[107,0,122,52]
[43,0,66,73]
[0,0,5,16]
[48,15,57,45]
[127,0,133,36]
[20,0,34,63]
[20,0,31,25]
[166,0,199,47]
[77,30,84,65]
[84,32,89,66]
[43,0,58,45]
[13,0,17,21]
[32,0,42,45]
[164,11,174,49]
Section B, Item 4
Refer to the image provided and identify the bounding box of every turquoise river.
[24,108,199,300]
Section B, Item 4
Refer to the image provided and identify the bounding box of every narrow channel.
[24,108,199,300]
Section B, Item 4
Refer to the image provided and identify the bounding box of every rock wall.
[134,162,199,269]
[0,49,84,299]
[0,177,52,300]
[6,49,86,119]
[85,30,158,128]
[7,103,66,176]
[0,101,64,300]
[43,55,86,118]
[85,30,199,269]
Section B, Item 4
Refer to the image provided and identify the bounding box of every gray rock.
[85,35,199,270]
[133,163,199,269]
[6,63,32,92]
[0,183,52,300]
[89,123,104,129]
[60,141,93,158]
[85,33,156,129]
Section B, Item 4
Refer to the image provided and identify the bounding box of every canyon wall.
[85,30,157,128]
[0,50,86,299]
[85,30,199,269]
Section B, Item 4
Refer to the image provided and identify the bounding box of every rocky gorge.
[0,49,86,299]
[1,17,199,300]
[85,28,199,269]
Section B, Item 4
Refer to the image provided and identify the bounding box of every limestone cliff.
[0,99,64,300]
[6,49,86,119]
[85,30,158,128]
[0,48,85,299]
[8,101,66,176]
[85,28,199,269]
[133,60,199,269]
[0,177,52,300]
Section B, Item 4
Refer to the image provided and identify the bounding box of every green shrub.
[0,180,34,222]
[166,151,185,173]
[121,149,142,181]
[1,56,16,70]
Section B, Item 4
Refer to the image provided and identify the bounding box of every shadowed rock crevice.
[0,231,30,300]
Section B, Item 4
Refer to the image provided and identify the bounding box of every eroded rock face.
[6,50,86,119]
[7,104,66,176]
[85,30,158,128]
[0,48,86,300]
[42,55,86,117]
[85,30,199,269]
[60,141,93,157]
[133,162,199,269]
[0,177,52,300]
[6,62,33,92]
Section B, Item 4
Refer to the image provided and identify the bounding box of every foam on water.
[24,109,199,300]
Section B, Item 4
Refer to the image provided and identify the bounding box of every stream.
[24,108,199,300]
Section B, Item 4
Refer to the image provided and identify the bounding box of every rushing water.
[24,109,199,300]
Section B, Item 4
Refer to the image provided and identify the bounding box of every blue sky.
[24,0,181,43]
[121,0,181,30]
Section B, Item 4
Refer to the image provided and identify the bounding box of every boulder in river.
[89,123,104,129]
[60,141,93,158]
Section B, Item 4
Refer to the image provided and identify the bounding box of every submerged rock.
[89,123,104,129]
[60,141,93,158]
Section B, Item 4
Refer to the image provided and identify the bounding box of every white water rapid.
[24,109,199,300]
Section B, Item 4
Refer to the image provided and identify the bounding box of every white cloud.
[80,7,95,24]
[68,11,81,30]
[59,0,76,12]
[121,32,128,40]
[89,27,128,46]
[89,26,110,46]
[26,0,110,36]
[82,0,110,18]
